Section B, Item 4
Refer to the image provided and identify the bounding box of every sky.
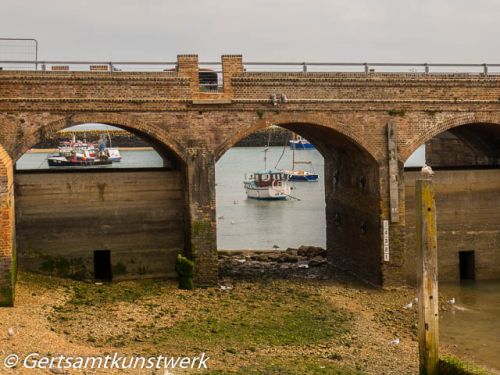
[3,0,479,165]
[1,0,500,63]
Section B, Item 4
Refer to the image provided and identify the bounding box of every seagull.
[389,338,400,345]
[220,285,233,290]
[413,297,418,303]
[447,297,455,304]
[231,220,237,225]
[403,302,413,309]
[218,215,225,219]
[7,328,14,337]
[50,367,66,374]
[421,164,434,179]
[273,245,280,249]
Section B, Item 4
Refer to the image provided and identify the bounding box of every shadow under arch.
[11,117,192,286]
[402,117,500,285]
[216,120,385,285]
[11,113,187,167]
[401,114,500,163]
[214,117,382,163]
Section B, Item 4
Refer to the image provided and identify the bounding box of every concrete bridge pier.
[0,147,16,307]
[184,151,218,285]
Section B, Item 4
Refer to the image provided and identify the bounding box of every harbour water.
[17,146,326,250]
[215,147,326,250]
[440,280,500,372]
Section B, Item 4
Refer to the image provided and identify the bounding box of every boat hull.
[244,185,290,200]
[48,158,112,167]
[289,141,315,150]
[286,173,319,181]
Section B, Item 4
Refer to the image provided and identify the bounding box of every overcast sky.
[1,0,499,63]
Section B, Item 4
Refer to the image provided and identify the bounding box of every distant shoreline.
[27,147,154,153]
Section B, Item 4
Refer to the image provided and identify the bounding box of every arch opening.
[403,121,500,369]
[216,122,383,285]
[13,122,188,282]
[404,122,500,284]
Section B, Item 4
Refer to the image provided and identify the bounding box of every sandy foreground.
[0,271,481,375]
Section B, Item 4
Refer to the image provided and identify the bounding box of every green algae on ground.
[19,272,361,374]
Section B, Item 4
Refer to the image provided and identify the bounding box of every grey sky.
[2,0,499,63]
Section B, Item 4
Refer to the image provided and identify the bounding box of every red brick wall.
[0,145,15,306]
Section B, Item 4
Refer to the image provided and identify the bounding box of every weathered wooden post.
[416,179,439,375]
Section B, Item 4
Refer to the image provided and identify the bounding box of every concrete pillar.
[222,55,243,98]
[184,150,218,285]
[177,54,200,99]
[0,146,16,307]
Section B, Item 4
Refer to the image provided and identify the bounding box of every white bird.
[7,328,14,337]
[50,367,66,374]
[389,338,400,345]
[447,297,455,304]
[413,297,418,303]
[231,220,237,225]
[421,164,434,179]
[273,245,280,249]
[220,285,233,290]
[281,93,288,103]
[403,302,413,309]
[218,215,225,219]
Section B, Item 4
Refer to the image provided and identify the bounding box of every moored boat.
[289,135,315,149]
[244,170,291,200]
[282,133,319,181]
[47,134,114,167]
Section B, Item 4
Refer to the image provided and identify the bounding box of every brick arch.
[213,114,382,162]
[11,113,187,164]
[0,143,16,306]
[401,113,500,162]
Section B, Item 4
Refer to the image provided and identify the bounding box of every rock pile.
[218,246,329,278]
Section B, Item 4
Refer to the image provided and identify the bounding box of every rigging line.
[274,132,290,169]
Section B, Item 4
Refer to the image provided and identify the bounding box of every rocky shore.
[219,245,328,278]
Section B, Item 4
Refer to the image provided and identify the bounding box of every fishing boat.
[282,133,319,181]
[47,134,114,167]
[289,135,315,149]
[243,170,291,200]
[243,145,291,200]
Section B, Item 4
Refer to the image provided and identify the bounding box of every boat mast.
[292,132,296,170]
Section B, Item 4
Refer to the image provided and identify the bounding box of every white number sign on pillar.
[383,220,390,262]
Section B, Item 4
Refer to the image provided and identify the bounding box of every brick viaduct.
[1,54,500,306]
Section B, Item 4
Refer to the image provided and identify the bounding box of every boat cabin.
[246,170,284,188]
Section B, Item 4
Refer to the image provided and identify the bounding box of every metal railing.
[1,60,500,75]
[0,38,38,70]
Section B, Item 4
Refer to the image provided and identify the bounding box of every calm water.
[17,147,326,250]
[216,147,326,250]
[440,280,500,371]
[17,149,164,170]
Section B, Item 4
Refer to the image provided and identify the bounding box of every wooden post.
[416,180,439,375]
